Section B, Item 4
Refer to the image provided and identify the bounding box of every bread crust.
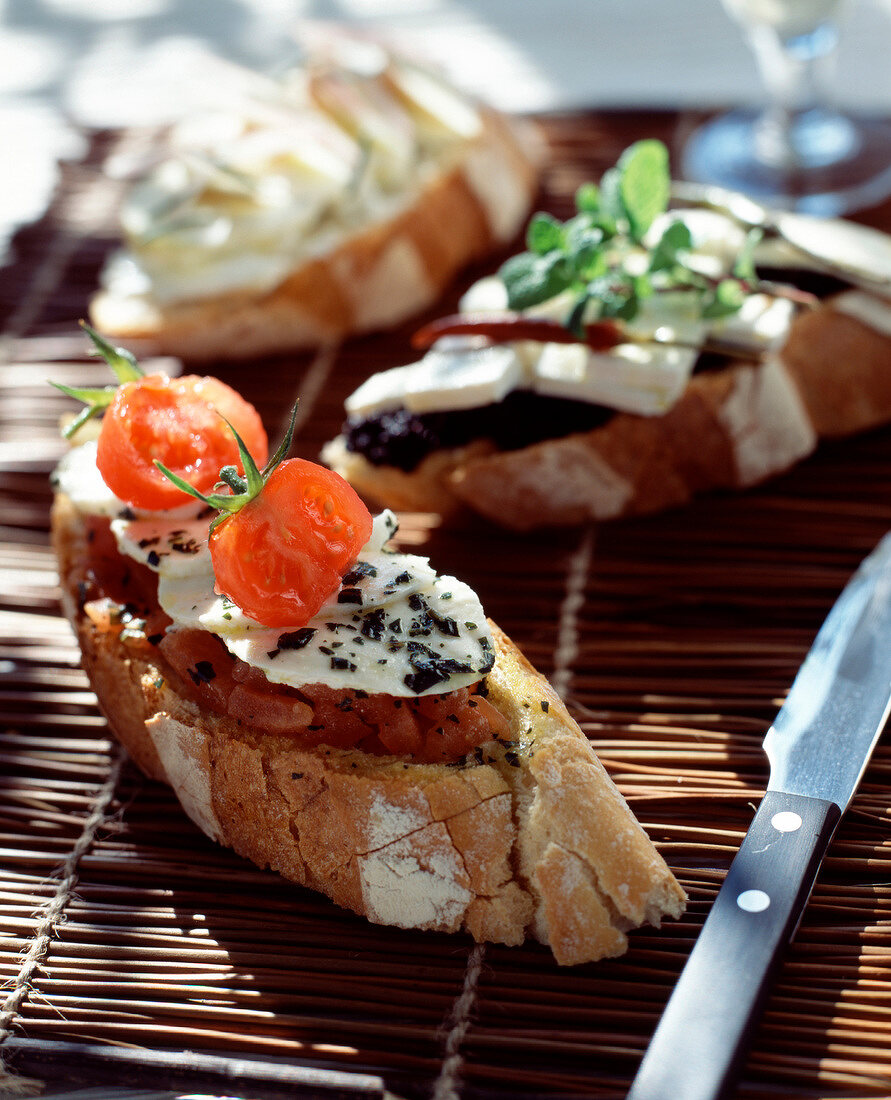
[326,296,891,530]
[89,109,542,362]
[52,492,685,964]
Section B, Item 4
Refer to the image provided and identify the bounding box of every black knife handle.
[626,789,842,1100]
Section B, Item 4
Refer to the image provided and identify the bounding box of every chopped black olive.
[540,700,550,713]
[331,657,357,672]
[138,536,161,548]
[146,550,161,567]
[394,571,411,584]
[266,648,281,659]
[361,608,386,641]
[147,633,163,646]
[341,561,378,586]
[277,627,316,650]
[319,646,334,656]
[428,609,459,637]
[170,536,200,554]
[337,588,363,605]
[402,641,474,694]
[188,660,216,685]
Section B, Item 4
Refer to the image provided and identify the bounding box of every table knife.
[671,179,891,292]
[626,533,891,1100]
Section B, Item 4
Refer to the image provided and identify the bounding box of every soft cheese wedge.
[89,30,543,361]
[324,143,891,529]
[50,349,684,965]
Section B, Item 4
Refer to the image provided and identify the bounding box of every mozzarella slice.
[346,340,527,418]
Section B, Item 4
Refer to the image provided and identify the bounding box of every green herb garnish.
[499,139,758,335]
[52,322,144,439]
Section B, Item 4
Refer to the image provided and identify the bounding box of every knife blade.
[626,533,891,1100]
[671,180,891,293]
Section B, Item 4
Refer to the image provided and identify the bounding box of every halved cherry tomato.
[96,374,268,511]
[208,458,373,628]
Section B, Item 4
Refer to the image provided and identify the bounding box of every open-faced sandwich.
[323,140,891,530]
[88,31,543,361]
[50,330,685,965]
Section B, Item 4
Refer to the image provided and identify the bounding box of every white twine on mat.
[0,747,126,1096]
[430,526,594,1099]
[551,524,596,700]
[431,942,486,1100]
[280,343,340,443]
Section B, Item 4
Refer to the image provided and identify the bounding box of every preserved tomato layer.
[80,517,509,763]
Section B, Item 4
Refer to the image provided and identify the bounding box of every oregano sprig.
[52,322,144,439]
[498,139,758,336]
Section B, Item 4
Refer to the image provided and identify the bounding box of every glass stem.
[745,20,845,170]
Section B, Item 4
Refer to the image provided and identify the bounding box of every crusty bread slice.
[52,492,685,965]
[89,105,542,362]
[324,295,891,531]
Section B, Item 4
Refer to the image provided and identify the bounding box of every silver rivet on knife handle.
[626,533,891,1100]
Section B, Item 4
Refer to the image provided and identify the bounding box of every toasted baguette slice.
[324,294,891,531]
[52,492,685,965]
[88,42,543,362]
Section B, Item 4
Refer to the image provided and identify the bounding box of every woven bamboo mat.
[3,110,891,1100]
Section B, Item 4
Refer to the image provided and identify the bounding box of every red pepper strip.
[411,313,626,352]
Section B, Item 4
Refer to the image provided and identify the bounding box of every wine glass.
[681,0,891,214]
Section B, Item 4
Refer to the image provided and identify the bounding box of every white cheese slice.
[710,293,797,351]
[459,275,508,313]
[387,62,482,141]
[52,441,126,517]
[647,208,749,279]
[832,290,891,338]
[533,340,697,416]
[346,340,527,418]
